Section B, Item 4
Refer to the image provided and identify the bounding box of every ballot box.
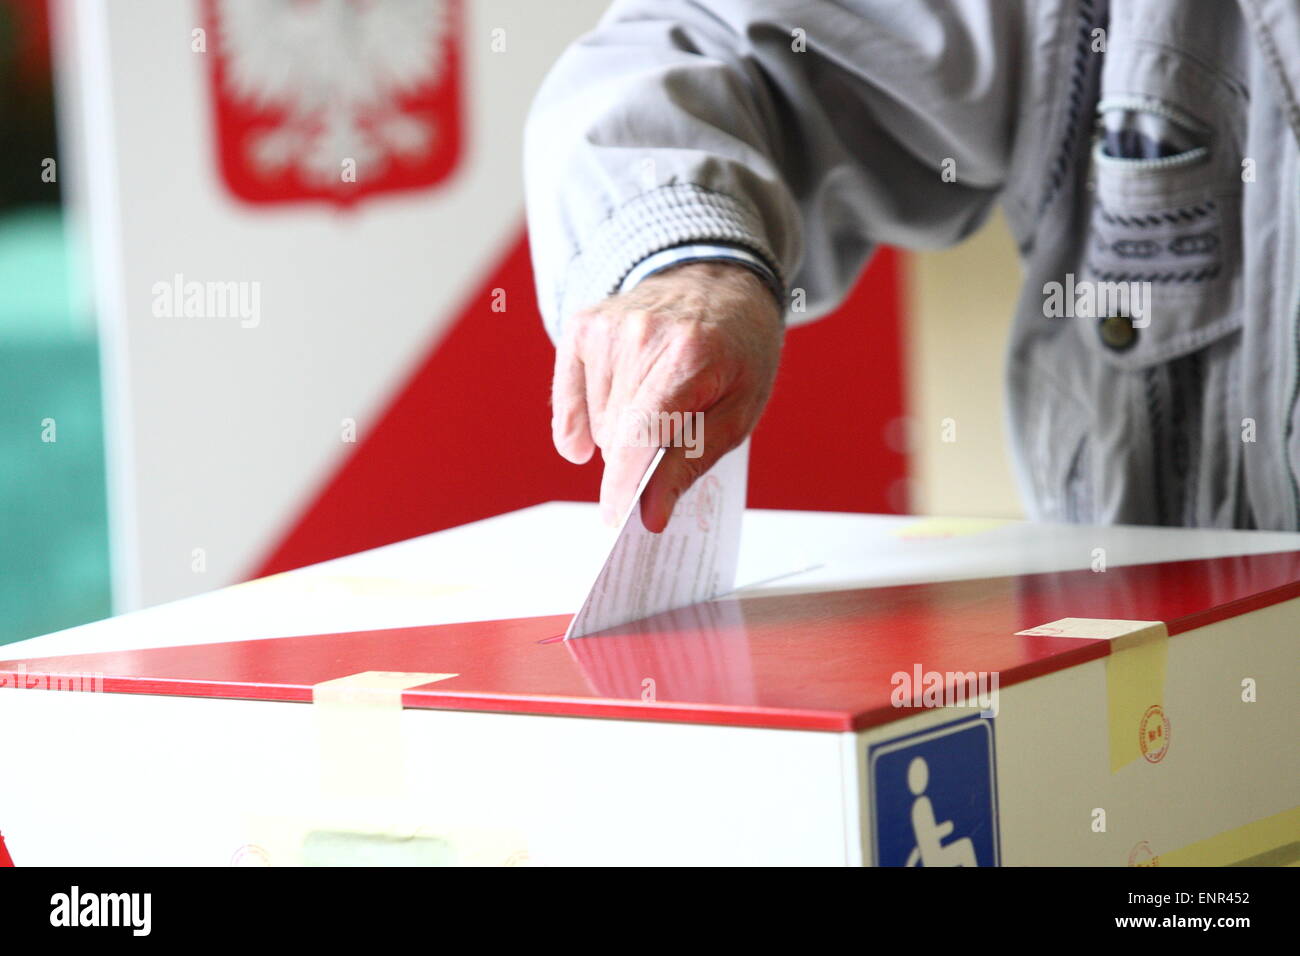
[1,505,1297,866]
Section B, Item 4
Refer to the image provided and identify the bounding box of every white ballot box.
[1,505,1297,866]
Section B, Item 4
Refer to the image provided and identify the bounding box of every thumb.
[638,406,742,533]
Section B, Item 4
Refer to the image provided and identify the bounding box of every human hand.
[551,260,783,532]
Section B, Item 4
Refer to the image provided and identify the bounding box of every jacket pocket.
[1022,28,1252,526]
[1053,100,1243,524]
[1074,96,1244,372]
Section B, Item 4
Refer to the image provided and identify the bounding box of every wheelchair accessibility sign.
[868,714,1000,866]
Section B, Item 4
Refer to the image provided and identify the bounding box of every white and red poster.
[56,0,906,612]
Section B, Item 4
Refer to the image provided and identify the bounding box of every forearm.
[523,0,799,341]
[525,0,1023,340]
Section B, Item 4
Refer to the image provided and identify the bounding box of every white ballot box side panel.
[852,596,1300,867]
[0,690,849,867]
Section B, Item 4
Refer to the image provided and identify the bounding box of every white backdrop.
[56,0,610,610]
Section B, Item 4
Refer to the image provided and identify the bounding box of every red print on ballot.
[202,0,462,206]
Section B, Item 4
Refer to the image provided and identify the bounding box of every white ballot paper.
[564,440,749,640]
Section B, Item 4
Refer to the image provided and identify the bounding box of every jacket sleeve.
[524,0,1028,340]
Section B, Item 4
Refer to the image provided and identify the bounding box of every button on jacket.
[524,0,1300,530]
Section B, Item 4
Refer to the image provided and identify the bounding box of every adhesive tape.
[1016,618,1168,773]
[312,671,457,799]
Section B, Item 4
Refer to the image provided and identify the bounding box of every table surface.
[4,505,1299,731]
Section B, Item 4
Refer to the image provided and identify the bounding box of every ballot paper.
[565,440,749,640]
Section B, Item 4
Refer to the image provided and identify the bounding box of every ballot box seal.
[1128,840,1160,867]
[868,714,1000,867]
[1139,704,1171,763]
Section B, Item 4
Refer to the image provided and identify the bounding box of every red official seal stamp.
[1128,840,1160,867]
[1139,704,1170,763]
[230,843,271,866]
[693,474,721,532]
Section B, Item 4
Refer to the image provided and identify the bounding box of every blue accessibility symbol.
[868,714,1000,866]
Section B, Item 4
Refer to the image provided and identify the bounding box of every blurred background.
[1,0,109,644]
[0,0,1021,647]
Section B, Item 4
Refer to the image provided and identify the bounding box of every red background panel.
[750,247,905,513]
[251,235,906,577]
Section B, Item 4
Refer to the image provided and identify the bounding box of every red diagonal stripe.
[251,232,905,577]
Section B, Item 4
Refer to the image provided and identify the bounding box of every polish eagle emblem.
[204,0,461,205]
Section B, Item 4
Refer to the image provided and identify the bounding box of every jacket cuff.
[619,243,785,306]
[557,184,785,327]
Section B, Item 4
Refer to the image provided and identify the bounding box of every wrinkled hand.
[551,261,784,532]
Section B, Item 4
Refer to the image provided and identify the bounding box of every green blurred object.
[0,207,111,645]
[0,207,86,335]
[300,830,458,867]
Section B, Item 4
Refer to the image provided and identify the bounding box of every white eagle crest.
[216,0,448,186]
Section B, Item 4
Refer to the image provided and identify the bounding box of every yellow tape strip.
[1016,618,1168,773]
[237,816,531,867]
[236,671,538,866]
[313,671,457,799]
[891,516,1011,539]
[1153,806,1300,867]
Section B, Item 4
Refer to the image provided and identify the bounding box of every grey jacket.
[524,0,1300,530]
